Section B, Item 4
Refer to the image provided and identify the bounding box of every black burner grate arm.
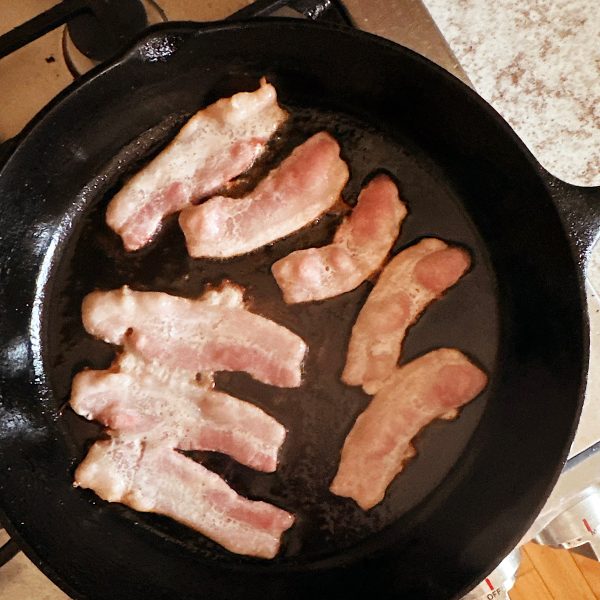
[0,533,19,568]
[0,0,353,63]
[0,0,90,60]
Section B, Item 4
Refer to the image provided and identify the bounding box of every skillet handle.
[544,172,600,270]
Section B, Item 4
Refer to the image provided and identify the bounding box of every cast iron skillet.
[0,19,593,599]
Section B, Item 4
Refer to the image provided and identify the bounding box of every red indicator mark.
[485,578,495,591]
[583,518,594,533]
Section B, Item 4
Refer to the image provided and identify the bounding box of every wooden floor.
[512,542,600,599]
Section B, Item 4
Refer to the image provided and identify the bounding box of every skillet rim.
[0,17,589,599]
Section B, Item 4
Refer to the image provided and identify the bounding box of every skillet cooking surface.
[0,21,585,600]
[50,104,498,561]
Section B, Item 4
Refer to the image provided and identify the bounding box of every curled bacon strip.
[82,283,307,388]
[70,353,286,473]
[331,349,487,510]
[106,79,287,251]
[179,132,349,258]
[75,439,294,559]
[342,238,471,394]
[272,175,407,303]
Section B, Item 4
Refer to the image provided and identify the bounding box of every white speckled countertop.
[423,0,600,187]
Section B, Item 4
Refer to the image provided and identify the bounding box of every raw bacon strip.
[106,79,287,251]
[179,131,350,258]
[342,238,471,394]
[82,283,306,387]
[70,354,285,472]
[75,439,295,558]
[272,175,407,303]
[330,349,487,510]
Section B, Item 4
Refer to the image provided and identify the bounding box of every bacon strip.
[70,354,285,472]
[75,439,295,558]
[272,175,407,303]
[330,349,487,510]
[342,238,471,394]
[106,79,287,251]
[179,132,350,258]
[82,283,306,387]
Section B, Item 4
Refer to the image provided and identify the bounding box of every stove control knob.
[462,548,521,600]
[537,485,600,557]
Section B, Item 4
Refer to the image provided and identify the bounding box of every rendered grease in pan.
[46,104,499,563]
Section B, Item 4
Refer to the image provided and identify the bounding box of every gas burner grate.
[0,0,353,161]
[0,0,353,63]
[0,528,19,567]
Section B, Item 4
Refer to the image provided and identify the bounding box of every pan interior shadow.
[46,102,499,565]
